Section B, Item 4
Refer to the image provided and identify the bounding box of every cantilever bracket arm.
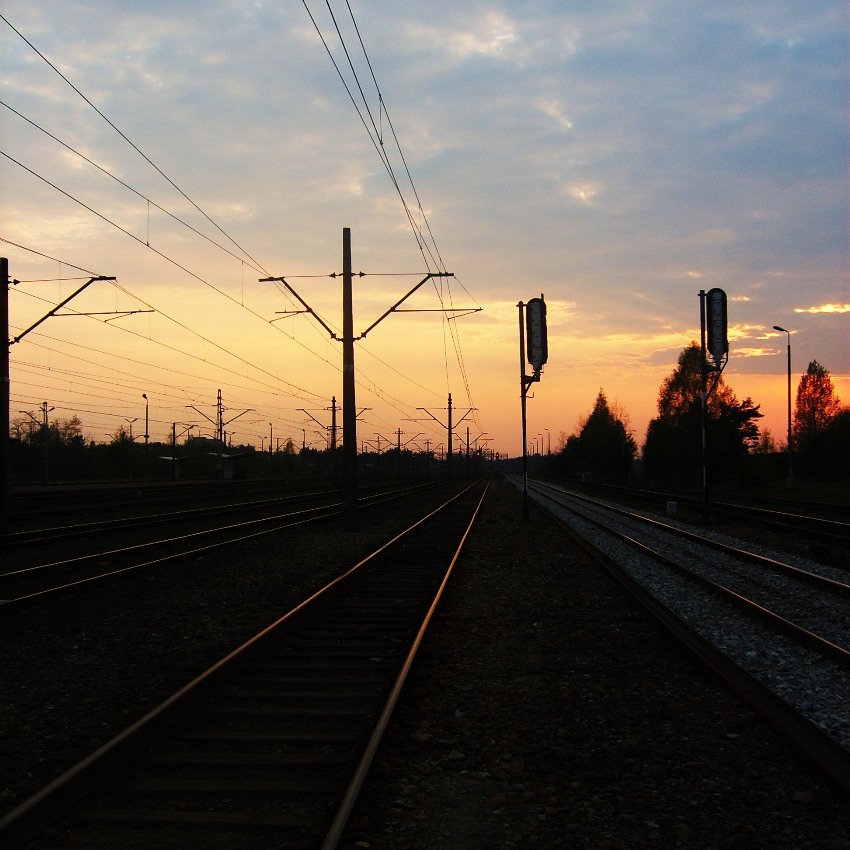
[223,408,255,427]
[10,275,116,344]
[416,407,447,428]
[355,272,454,341]
[260,276,340,340]
[454,407,478,427]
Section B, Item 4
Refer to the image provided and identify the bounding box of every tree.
[752,429,777,455]
[793,360,845,478]
[48,415,87,479]
[9,414,88,481]
[577,389,637,478]
[643,342,763,483]
[794,360,841,449]
[551,390,636,479]
[815,408,850,479]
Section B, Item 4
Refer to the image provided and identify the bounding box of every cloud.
[794,304,850,314]
[2,0,847,453]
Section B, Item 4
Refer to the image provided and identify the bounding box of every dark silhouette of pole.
[331,396,338,478]
[1,258,9,533]
[143,393,149,482]
[447,392,453,477]
[260,232,456,523]
[699,290,710,522]
[2,262,115,528]
[773,325,793,488]
[519,301,530,519]
[417,394,472,480]
[518,295,547,520]
[342,228,358,531]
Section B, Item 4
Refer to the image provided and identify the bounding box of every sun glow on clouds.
[795,304,850,315]
[735,347,776,358]
[568,184,598,204]
[3,1,847,456]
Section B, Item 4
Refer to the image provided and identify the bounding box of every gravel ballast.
[1,478,849,849]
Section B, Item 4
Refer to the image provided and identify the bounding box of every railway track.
[518,477,850,797]
[1,481,429,549]
[0,481,443,608]
[561,478,850,550]
[0,479,490,849]
[6,478,316,531]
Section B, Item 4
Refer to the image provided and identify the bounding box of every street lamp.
[142,393,149,481]
[773,325,793,488]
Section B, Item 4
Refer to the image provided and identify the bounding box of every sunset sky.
[2,2,847,459]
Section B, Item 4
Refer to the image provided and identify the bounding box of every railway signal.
[705,287,728,371]
[518,294,548,520]
[699,288,729,522]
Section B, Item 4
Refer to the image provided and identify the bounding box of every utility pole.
[341,228,358,529]
[2,261,117,531]
[330,396,338,478]
[448,393,453,476]
[21,402,53,484]
[260,229,461,529]
[1,258,9,533]
[143,393,150,482]
[40,401,52,484]
[298,399,339,478]
[187,390,253,484]
[417,393,475,479]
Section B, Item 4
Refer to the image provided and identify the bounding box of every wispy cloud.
[795,304,850,314]
[2,0,846,451]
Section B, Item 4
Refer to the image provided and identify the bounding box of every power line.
[302,2,480,428]
[3,12,483,439]
[302,2,441,271]
[0,100,268,275]
[0,12,266,276]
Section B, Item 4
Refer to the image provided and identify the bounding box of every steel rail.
[560,478,850,545]
[529,481,850,664]
[530,480,850,598]
[0,482,448,609]
[1,480,438,548]
[525,495,850,800]
[0,478,489,847]
[321,480,489,849]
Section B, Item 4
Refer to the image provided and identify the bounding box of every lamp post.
[142,393,149,482]
[773,325,793,488]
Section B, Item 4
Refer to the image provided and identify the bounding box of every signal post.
[518,294,548,520]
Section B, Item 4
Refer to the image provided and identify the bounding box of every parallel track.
[0,482,445,608]
[560,478,850,549]
[0,479,489,849]
[1,481,430,549]
[520,477,850,798]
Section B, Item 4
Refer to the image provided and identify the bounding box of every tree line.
[7,343,848,485]
[544,343,848,486]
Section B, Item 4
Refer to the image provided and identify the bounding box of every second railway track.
[0,479,489,849]
[0,481,445,608]
[517,476,850,797]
